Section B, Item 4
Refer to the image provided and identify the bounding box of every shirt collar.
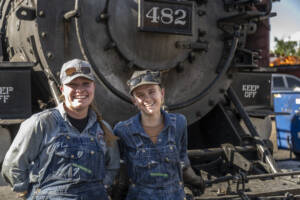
[129,109,176,137]
[56,103,98,131]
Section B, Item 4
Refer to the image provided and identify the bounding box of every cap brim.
[130,81,159,94]
[62,74,94,85]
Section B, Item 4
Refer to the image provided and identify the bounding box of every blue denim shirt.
[1,103,120,193]
[114,110,190,190]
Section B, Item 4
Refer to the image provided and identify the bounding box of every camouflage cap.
[127,70,161,94]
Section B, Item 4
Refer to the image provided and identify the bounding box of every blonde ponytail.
[90,102,118,146]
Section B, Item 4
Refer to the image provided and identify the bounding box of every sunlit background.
[270,0,300,51]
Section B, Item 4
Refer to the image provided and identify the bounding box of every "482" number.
[146,7,187,25]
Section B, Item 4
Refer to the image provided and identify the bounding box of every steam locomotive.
[1,0,299,199]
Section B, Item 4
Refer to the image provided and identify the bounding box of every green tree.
[273,37,298,57]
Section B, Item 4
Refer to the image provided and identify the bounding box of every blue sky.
[270,0,300,50]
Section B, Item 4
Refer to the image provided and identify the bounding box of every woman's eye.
[83,82,90,87]
[67,83,76,87]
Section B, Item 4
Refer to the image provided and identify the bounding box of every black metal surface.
[31,0,235,124]
[0,68,31,119]
[231,72,272,109]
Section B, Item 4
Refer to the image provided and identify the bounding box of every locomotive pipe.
[187,145,256,158]
[206,170,300,185]
[227,87,279,173]
[48,78,61,105]
[64,10,79,21]
[64,0,79,21]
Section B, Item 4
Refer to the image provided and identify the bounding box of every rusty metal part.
[222,143,252,172]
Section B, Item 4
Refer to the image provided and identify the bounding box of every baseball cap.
[127,70,161,94]
[60,59,95,85]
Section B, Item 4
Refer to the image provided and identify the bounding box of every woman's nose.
[143,94,151,100]
[75,85,85,92]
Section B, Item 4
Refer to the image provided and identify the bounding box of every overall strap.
[132,133,144,150]
[89,121,100,136]
[168,114,183,182]
[167,115,177,145]
[51,109,68,133]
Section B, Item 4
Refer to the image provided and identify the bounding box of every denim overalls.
[114,111,189,200]
[26,110,109,200]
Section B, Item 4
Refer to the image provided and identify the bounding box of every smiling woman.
[61,78,95,119]
[1,59,120,200]
[114,70,205,200]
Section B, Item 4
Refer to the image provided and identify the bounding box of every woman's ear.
[161,88,165,98]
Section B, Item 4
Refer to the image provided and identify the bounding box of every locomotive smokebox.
[2,0,240,125]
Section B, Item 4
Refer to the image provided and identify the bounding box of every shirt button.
[90,138,94,142]
[66,136,70,140]
[91,150,95,155]
[71,155,75,159]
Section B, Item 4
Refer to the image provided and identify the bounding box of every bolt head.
[39,10,45,17]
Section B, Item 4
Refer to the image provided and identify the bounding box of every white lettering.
[146,7,160,23]
[0,87,14,103]
[242,84,260,98]
[145,7,187,26]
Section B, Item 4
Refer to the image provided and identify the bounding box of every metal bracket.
[233,48,261,69]
[222,143,252,172]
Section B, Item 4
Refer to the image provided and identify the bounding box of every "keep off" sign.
[0,86,14,103]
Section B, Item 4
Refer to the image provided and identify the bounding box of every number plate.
[138,0,194,35]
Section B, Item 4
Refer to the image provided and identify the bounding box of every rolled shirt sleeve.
[1,115,44,192]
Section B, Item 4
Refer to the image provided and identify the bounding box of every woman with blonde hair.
[2,58,119,200]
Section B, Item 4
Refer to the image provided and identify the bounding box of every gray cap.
[60,59,95,85]
[127,70,161,94]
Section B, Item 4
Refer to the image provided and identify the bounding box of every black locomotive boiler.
[0,0,300,199]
